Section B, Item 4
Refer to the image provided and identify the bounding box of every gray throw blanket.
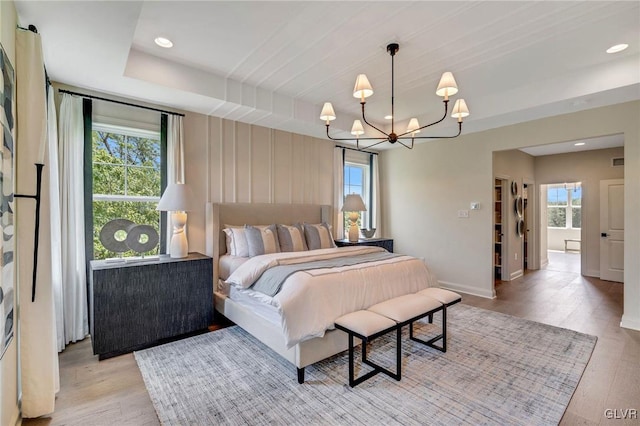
[250,251,402,296]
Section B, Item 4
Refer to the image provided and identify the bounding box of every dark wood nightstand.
[89,252,213,359]
[335,238,394,253]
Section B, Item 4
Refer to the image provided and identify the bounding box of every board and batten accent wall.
[184,112,335,254]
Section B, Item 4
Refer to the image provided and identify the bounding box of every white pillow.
[223,226,249,257]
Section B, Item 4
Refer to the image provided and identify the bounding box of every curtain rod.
[336,145,379,156]
[58,89,185,117]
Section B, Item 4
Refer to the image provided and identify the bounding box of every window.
[547,184,581,229]
[344,162,370,232]
[92,123,162,259]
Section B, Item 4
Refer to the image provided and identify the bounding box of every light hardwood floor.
[24,252,640,425]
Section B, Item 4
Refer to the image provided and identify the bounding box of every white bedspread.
[226,246,437,348]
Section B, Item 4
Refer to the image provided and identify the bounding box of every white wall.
[0,1,20,424]
[548,228,581,252]
[183,113,335,254]
[380,101,640,332]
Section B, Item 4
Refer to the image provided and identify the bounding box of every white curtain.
[58,93,88,347]
[371,153,381,238]
[16,27,59,418]
[47,86,64,353]
[165,115,185,251]
[333,147,344,239]
[167,115,185,184]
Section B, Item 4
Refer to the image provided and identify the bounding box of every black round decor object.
[99,219,134,253]
[511,181,518,195]
[125,224,159,254]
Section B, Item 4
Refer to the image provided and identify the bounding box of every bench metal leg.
[409,306,447,353]
[346,328,402,387]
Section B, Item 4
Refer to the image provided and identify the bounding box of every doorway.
[541,182,582,274]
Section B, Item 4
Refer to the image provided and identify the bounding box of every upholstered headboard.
[205,203,331,289]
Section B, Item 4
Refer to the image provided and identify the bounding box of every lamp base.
[348,224,359,243]
[170,212,189,258]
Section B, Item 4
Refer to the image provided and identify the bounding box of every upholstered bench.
[334,310,400,387]
[414,288,461,352]
[368,293,447,352]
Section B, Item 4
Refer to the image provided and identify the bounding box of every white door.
[600,179,624,282]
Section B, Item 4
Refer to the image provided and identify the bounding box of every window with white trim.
[344,161,371,232]
[547,184,581,229]
[92,123,162,259]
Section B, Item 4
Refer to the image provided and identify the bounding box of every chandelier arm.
[360,102,390,138]
[396,100,449,139]
[397,139,414,149]
[357,138,390,151]
[404,122,463,140]
[325,124,366,141]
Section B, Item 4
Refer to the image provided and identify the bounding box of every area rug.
[134,304,596,425]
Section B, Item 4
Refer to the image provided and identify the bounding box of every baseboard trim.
[540,258,549,268]
[584,269,600,278]
[620,315,640,331]
[510,269,523,280]
[439,280,496,299]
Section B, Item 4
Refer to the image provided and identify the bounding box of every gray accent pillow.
[277,223,308,252]
[303,223,336,250]
[245,224,280,257]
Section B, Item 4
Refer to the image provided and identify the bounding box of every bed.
[205,202,437,383]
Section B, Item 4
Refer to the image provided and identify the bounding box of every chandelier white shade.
[451,99,470,120]
[351,120,365,136]
[435,72,458,99]
[406,118,421,134]
[353,74,374,101]
[321,43,470,150]
[320,102,336,123]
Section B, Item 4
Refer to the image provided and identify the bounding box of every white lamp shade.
[353,74,374,99]
[320,102,336,121]
[451,99,470,119]
[406,117,421,134]
[436,72,459,98]
[351,120,365,136]
[342,193,366,212]
[157,183,196,212]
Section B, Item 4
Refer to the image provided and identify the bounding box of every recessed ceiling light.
[154,37,173,48]
[574,142,585,146]
[384,115,393,120]
[606,43,628,54]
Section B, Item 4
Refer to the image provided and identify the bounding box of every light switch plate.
[458,209,469,218]
[470,202,480,210]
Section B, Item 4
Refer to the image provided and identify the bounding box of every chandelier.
[320,43,470,150]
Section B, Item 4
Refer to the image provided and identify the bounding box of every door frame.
[522,179,537,270]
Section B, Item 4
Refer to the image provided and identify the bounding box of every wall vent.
[611,157,624,167]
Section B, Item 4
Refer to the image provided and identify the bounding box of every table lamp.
[157,183,196,258]
[342,194,366,242]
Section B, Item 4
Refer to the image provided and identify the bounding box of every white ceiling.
[519,133,624,157]
[14,1,640,150]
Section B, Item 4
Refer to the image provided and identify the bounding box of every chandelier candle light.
[320,43,470,150]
